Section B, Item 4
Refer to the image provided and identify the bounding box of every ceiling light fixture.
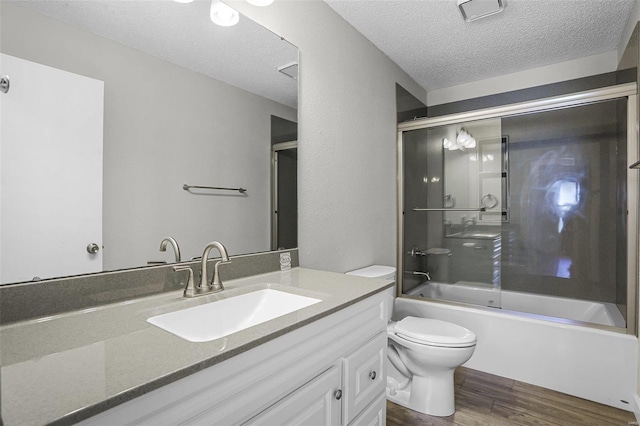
[247,0,275,6]
[456,129,476,149]
[443,138,455,150]
[210,0,239,26]
[457,0,505,22]
[443,129,477,151]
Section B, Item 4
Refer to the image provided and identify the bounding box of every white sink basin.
[147,289,322,342]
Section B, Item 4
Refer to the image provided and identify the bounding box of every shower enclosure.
[397,84,638,334]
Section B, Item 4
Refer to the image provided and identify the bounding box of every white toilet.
[346,265,476,417]
[345,265,396,281]
[387,316,476,416]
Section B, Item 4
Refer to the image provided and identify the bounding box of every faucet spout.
[159,236,181,263]
[200,241,231,293]
[413,271,431,281]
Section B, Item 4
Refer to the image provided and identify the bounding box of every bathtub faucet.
[412,271,431,281]
[409,246,427,257]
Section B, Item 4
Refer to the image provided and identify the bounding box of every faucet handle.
[210,259,232,292]
[173,265,197,298]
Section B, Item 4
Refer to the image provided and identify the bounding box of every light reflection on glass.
[556,257,572,279]
[547,179,580,233]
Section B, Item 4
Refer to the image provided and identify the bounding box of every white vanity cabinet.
[342,332,387,424]
[80,287,393,426]
[247,331,387,426]
[247,363,342,425]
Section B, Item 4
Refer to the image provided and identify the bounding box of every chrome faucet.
[409,246,427,257]
[200,241,231,293]
[413,271,431,280]
[159,236,181,263]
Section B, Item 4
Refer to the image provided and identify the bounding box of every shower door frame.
[396,82,638,335]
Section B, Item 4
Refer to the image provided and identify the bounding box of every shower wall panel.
[501,100,625,304]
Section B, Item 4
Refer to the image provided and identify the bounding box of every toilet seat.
[393,317,476,348]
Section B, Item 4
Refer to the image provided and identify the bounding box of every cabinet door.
[349,394,386,426]
[246,364,342,426]
[342,332,387,424]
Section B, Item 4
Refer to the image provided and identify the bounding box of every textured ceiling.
[325,0,635,91]
[10,0,298,108]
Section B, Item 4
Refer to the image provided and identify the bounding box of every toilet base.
[385,370,456,417]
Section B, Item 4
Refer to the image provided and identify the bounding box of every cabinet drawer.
[342,331,386,424]
[349,393,386,426]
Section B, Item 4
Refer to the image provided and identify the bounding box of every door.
[0,54,104,283]
[272,141,297,250]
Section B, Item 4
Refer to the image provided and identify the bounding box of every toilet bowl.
[386,316,476,416]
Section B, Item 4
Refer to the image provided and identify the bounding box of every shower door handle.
[413,207,486,212]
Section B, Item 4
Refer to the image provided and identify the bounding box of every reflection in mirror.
[0,0,298,284]
[442,119,505,227]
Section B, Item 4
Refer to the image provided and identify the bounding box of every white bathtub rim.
[406,282,627,329]
[397,295,630,336]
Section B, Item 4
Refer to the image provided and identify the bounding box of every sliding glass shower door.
[398,87,636,331]
[400,117,504,308]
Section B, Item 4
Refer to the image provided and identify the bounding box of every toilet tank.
[346,265,396,281]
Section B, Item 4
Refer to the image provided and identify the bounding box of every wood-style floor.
[386,367,637,426]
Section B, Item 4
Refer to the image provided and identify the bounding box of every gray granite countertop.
[0,268,394,426]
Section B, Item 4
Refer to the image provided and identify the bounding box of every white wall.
[1,3,296,271]
[427,51,619,106]
[618,0,640,64]
[228,1,427,272]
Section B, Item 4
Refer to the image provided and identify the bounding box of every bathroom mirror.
[0,0,298,284]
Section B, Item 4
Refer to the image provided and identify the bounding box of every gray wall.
[229,0,427,272]
[1,3,296,270]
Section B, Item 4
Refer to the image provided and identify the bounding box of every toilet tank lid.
[346,265,396,278]
[395,316,476,347]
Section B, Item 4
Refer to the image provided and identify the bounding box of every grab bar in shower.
[183,184,247,194]
[413,207,486,212]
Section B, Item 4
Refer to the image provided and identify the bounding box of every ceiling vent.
[457,0,505,22]
[278,61,298,80]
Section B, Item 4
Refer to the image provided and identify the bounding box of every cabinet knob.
[87,243,100,254]
[369,371,377,380]
[333,389,342,400]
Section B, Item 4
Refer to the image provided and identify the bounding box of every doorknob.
[0,76,10,94]
[87,243,100,254]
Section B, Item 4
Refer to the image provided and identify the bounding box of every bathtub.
[407,281,626,328]
[394,295,638,412]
